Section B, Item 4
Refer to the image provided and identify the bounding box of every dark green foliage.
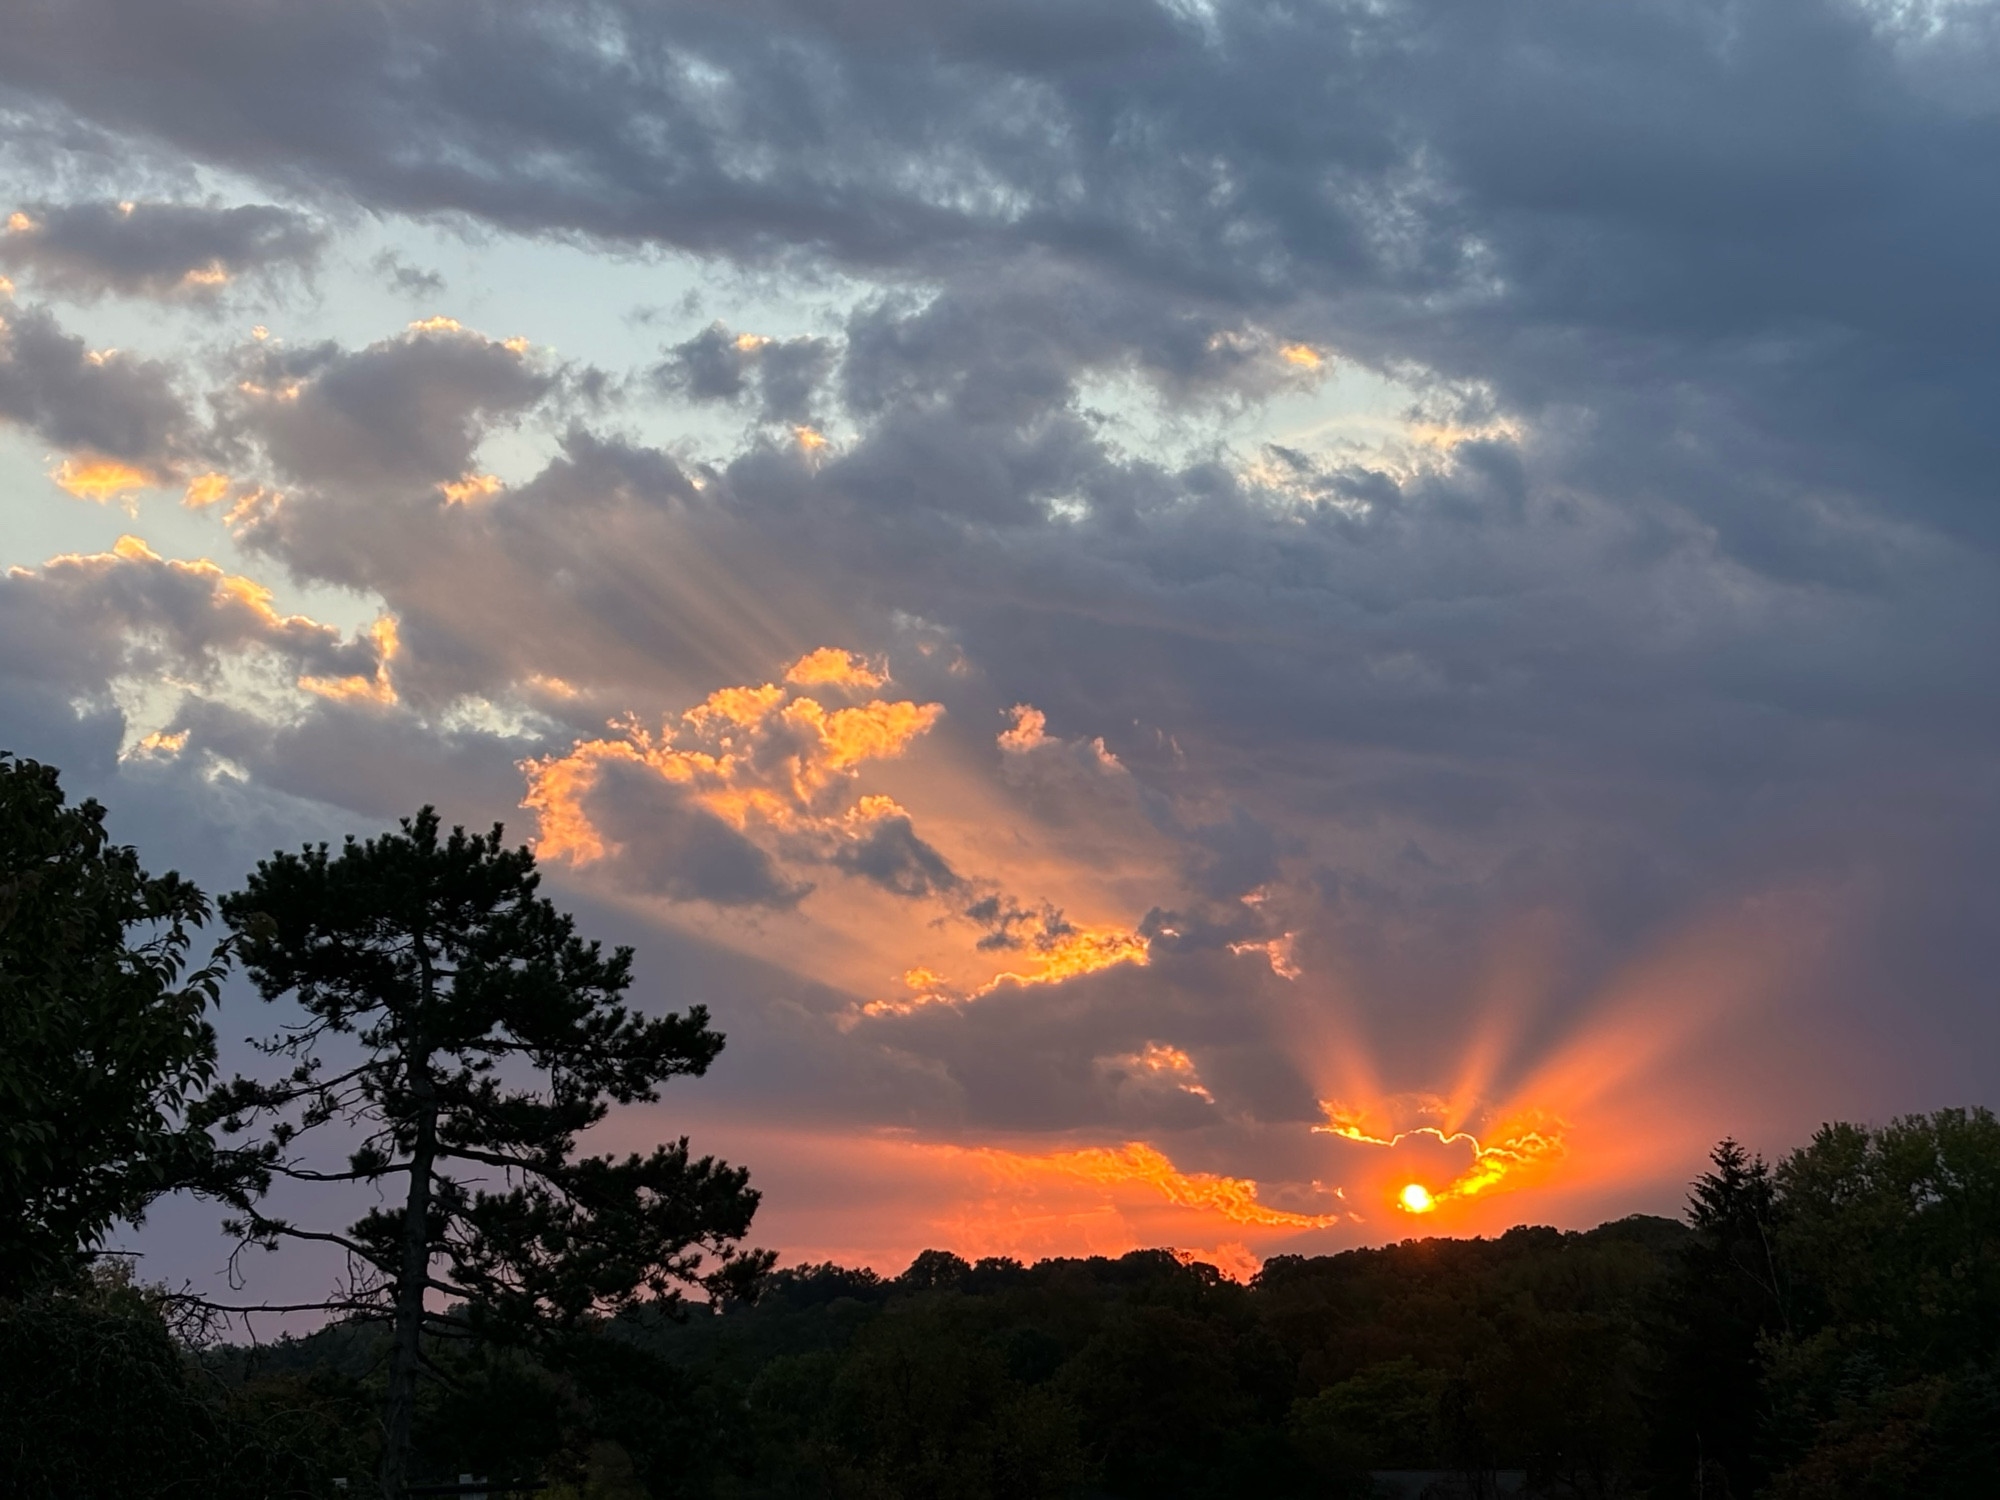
[620,1232,1677,1498]
[1757,1108,2000,1500]
[0,1267,369,1498]
[201,806,770,1497]
[32,1110,1989,1499]
[1649,1139,1787,1497]
[0,752,230,1295]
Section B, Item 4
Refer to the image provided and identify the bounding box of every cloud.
[219,317,552,491]
[0,199,323,302]
[0,534,398,745]
[831,804,961,897]
[11,0,2000,561]
[969,1140,1341,1233]
[8,0,2000,1281]
[522,653,945,906]
[654,321,836,424]
[371,248,445,297]
[580,754,812,909]
[0,301,192,472]
[786,647,888,690]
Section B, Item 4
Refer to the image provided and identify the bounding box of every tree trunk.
[379,1060,436,1500]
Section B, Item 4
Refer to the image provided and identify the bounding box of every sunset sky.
[4,0,1999,1301]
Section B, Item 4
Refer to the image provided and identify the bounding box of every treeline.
[12,1112,1995,1498]
[4,751,1998,1498]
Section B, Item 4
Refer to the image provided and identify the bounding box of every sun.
[1399,1182,1435,1214]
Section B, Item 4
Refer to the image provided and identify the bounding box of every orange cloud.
[1012,1142,1342,1231]
[52,456,155,501]
[1229,932,1301,979]
[123,728,190,761]
[182,471,232,508]
[785,646,887,690]
[522,654,944,865]
[1105,1042,1215,1102]
[437,472,504,505]
[859,919,1149,1017]
[998,703,1051,753]
[633,1121,1346,1278]
[988,924,1149,990]
[298,615,399,705]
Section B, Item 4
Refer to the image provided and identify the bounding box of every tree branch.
[269,1161,412,1183]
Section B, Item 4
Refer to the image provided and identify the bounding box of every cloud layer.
[3,0,1998,1285]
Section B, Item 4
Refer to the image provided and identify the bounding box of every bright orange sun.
[1399,1182,1435,1213]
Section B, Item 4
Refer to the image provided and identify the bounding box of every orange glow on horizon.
[585,884,1841,1276]
[523,653,1843,1268]
[1316,1105,1569,1212]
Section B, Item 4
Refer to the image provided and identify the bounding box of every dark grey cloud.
[7,0,1999,564]
[0,300,191,465]
[586,758,812,910]
[7,0,2000,1258]
[0,199,323,302]
[218,321,552,491]
[654,322,836,424]
[830,810,960,898]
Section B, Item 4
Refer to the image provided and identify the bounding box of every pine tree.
[1649,1138,1786,1498]
[202,808,770,1499]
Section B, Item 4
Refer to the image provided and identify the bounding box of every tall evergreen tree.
[1650,1138,1786,1498]
[203,808,770,1499]
[0,752,229,1296]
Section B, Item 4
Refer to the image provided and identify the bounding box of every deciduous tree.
[0,752,228,1296]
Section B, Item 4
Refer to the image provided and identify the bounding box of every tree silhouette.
[202,808,770,1499]
[0,752,229,1296]
[1650,1138,1786,1498]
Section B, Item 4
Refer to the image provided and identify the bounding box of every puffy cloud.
[0,534,400,763]
[654,321,836,424]
[522,654,946,905]
[0,301,192,471]
[0,199,323,302]
[831,803,961,897]
[785,647,888,691]
[219,318,552,491]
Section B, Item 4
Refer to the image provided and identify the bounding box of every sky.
[4,0,2000,1301]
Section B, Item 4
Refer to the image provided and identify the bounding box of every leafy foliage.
[0,1265,367,1498]
[0,751,229,1296]
[1759,1108,2000,1499]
